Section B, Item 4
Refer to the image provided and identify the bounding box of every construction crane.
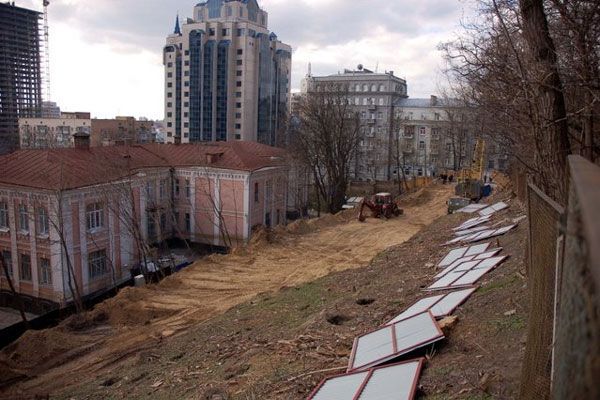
[453,138,488,203]
[42,0,51,101]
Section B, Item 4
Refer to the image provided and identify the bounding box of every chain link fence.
[552,156,600,399]
[518,155,600,399]
[520,184,564,399]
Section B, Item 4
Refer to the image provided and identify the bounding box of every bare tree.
[293,83,362,213]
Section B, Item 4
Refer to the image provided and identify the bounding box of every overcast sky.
[15,0,471,120]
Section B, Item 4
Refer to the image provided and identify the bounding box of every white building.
[163,0,292,147]
[19,112,92,149]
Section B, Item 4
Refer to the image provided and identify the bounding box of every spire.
[174,14,181,35]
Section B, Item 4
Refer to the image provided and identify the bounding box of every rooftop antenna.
[42,0,51,101]
[308,62,312,77]
[375,61,379,73]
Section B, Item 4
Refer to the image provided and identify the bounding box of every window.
[236,70,242,77]
[146,182,155,202]
[222,28,229,36]
[88,250,108,279]
[147,212,156,241]
[237,49,243,55]
[185,213,191,232]
[236,60,243,66]
[434,113,441,121]
[2,250,12,276]
[379,84,385,91]
[20,254,31,281]
[167,112,173,118]
[419,127,427,136]
[362,84,368,91]
[185,179,191,198]
[419,140,426,149]
[209,28,215,36]
[167,92,173,98]
[254,182,259,203]
[160,213,166,233]
[159,179,166,200]
[86,203,104,231]
[235,92,242,98]
[174,178,180,198]
[235,112,242,119]
[167,72,173,78]
[237,28,245,37]
[236,102,242,109]
[379,98,384,106]
[235,123,241,129]
[371,85,377,91]
[167,62,173,68]
[236,81,242,87]
[0,202,8,229]
[167,102,172,108]
[37,207,49,235]
[39,258,52,285]
[404,126,415,137]
[167,82,173,88]
[18,205,29,232]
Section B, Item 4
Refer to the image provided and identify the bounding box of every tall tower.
[0,2,43,154]
[163,0,292,147]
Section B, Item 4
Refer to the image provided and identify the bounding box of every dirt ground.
[0,184,454,399]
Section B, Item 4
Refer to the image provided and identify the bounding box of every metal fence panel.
[520,183,564,399]
[552,156,600,400]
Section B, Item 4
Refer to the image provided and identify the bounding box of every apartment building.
[91,117,157,146]
[163,0,292,146]
[303,67,409,181]
[0,140,289,310]
[19,112,92,149]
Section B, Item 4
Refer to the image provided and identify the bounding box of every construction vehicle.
[357,193,403,222]
[455,138,487,201]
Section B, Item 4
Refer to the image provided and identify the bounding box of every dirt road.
[1,183,453,396]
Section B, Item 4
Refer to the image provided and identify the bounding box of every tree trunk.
[520,0,571,205]
[0,252,29,327]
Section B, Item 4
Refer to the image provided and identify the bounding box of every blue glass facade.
[207,0,223,18]
[216,40,230,141]
[202,40,215,141]
[189,30,203,141]
[257,33,274,145]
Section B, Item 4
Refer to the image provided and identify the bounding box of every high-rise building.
[0,2,43,154]
[163,0,292,146]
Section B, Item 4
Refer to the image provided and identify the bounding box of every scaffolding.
[0,2,43,154]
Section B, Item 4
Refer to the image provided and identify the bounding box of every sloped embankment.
[0,184,455,398]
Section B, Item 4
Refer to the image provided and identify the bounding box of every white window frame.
[39,257,52,285]
[86,203,104,231]
[37,207,49,236]
[18,204,29,232]
[88,249,108,279]
[0,202,8,229]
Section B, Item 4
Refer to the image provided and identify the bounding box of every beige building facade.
[19,112,92,149]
